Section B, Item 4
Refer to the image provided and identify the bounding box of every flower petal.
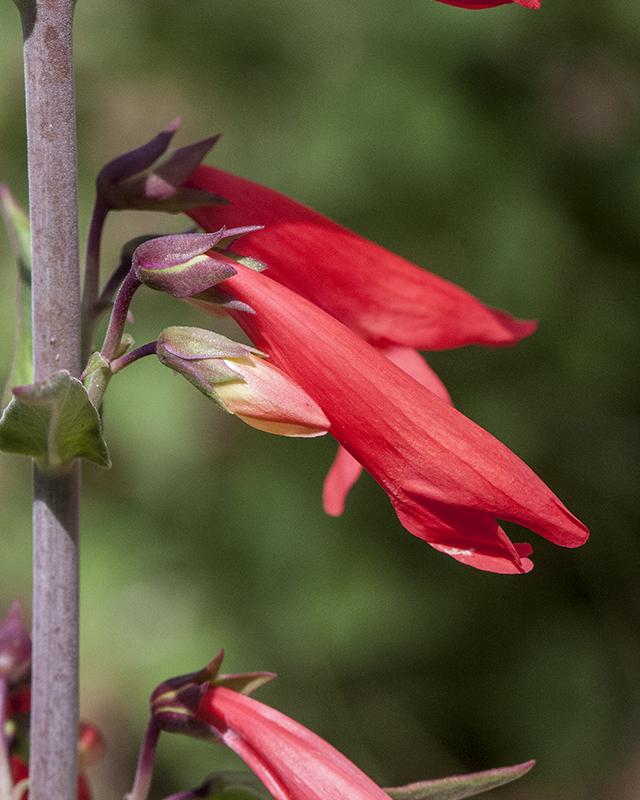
[196,263,588,573]
[186,167,537,350]
[323,446,364,517]
[433,0,540,8]
[322,348,451,515]
[197,687,392,800]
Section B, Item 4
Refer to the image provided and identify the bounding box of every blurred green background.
[1,0,640,798]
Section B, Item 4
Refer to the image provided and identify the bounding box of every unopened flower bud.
[151,650,275,742]
[77,722,106,771]
[157,327,330,437]
[132,232,240,298]
[96,119,229,213]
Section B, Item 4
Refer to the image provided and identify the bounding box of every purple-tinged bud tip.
[150,651,275,742]
[132,232,237,298]
[96,120,229,213]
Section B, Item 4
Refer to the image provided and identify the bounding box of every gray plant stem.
[17,1,82,800]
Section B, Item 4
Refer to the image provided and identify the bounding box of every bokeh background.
[1,0,640,798]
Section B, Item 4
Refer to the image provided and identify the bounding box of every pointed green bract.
[384,761,535,800]
[0,370,111,470]
[0,186,31,283]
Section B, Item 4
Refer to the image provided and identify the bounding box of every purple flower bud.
[132,232,239,298]
[96,119,229,213]
[150,651,275,742]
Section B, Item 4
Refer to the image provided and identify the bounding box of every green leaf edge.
[0,370,111,470]
[384,760,535,800]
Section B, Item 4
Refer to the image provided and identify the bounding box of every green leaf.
[0,185,31,282]
[207,772,273,800]
[0,186,33,409]
[0,370,111,470]
[384,761,535,800]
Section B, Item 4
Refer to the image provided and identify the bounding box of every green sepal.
[224,254,267,273]
[206,772,273,800]
[212,670,275,696]
[116,333,135,358]
[151,651,276,742]
[384,761,535,800]
[0,186,33,409]
[82,352,110,380]
[0,370,111,471]
[156,326,262,414]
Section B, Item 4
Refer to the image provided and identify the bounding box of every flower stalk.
[126,719,161,800]
[98,269,143,364]
[80,197,110,362]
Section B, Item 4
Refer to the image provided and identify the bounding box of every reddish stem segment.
[126,719,161,800]
[81,196,110,362]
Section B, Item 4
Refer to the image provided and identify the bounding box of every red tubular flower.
[433,0,540,7]
[196,685,392,800]
[323,342,453,516]
[185,167,541,513]
[191,262,588,573]
[186,166,537,352]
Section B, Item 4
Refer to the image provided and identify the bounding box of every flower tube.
[196,686,392,800]
[152,654,535,800]
[190,262,588,573]
[185,168,540,509]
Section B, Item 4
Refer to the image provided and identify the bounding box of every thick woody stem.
[17,1,82,800]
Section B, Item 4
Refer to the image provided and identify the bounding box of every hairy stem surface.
[18,1,82,799]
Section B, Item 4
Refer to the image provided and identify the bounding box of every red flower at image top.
[434,0,540,8]
[190,262,588,574]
